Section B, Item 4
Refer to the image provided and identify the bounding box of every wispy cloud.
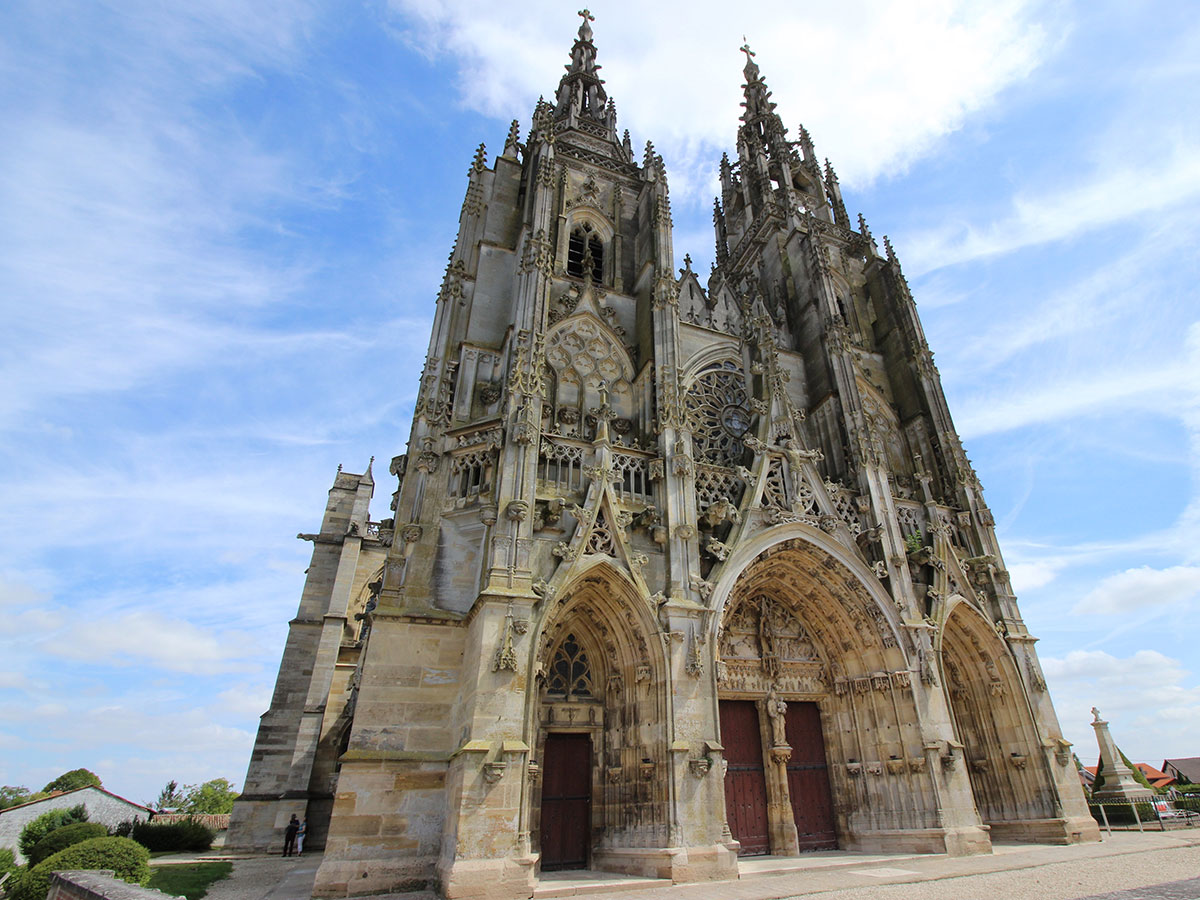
[906,150,1200,275]
[388,0,1049,189]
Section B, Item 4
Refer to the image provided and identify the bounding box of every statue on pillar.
[765,686,788,748]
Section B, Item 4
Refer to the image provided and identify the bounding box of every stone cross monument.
[1090,707,1150,800]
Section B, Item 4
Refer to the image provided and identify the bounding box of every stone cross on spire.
[740,40,759,77]
[577,8,594,40]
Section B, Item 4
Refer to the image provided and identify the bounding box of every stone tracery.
[685,360,752,468]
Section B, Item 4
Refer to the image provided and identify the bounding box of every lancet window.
[567,223,604,283]
[546,634,593,699]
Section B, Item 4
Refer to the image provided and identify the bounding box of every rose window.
[686,362,752,468]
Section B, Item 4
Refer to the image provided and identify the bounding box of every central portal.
[540,733,592,871]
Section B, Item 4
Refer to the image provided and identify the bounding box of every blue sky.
[1,0,1197,805]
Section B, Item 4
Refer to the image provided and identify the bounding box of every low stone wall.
[46,871,176,900]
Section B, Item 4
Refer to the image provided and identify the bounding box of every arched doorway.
[940,602,1059,839]
[530,566,668,872]
[715,536,940,855]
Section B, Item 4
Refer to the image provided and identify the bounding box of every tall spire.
[555,9,609,124]
[738,41,783,136]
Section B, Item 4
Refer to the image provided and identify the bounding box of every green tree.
[18,804,89,857]
[41,768,101,794]
[154,780,186,811]
[182,779,239,815]
[0,785,38,810]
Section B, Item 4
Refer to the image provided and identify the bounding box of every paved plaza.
[189,829,1200,900]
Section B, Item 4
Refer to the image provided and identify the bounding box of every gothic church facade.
[229,14,1098,898]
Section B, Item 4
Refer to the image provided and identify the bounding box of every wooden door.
[784,701,837,850]
[540,733,592,870]
[720,700,770,856]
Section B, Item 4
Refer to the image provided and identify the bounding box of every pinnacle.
[857,213,873,241]
[470,142,487,174]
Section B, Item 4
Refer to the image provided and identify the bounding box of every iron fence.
[1087,794,1200,835]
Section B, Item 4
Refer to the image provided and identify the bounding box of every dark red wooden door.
[540,734,591,870]
[784,702,837,850]
[720,700,770,856]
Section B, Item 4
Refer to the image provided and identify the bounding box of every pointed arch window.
[567,223,604,283]
[546,633,593,699]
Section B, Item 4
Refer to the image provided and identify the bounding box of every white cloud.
[906,149,1200,275]
[1074,566,1200,615]
[215,683,274,720]
[955,319,1200,439]
[1042,649,1200,764]
[389,0,1048,190]
[1008,560,1067,593]
[46,611,260,673]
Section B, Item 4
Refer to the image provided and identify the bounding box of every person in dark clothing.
[283,814,300,857]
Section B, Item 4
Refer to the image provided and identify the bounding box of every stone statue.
[766,687,788,747]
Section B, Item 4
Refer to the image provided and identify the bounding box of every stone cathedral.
[228,14,1098,898]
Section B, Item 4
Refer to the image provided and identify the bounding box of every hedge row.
[130,818,215,852]
[28,822,109,866]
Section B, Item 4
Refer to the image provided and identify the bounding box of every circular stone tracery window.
[686,362,752,467]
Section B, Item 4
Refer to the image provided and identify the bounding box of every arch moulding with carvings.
[706,521,907,655]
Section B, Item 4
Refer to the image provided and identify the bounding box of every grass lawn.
[147,861,233,900]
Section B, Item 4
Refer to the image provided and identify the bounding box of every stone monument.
[1089,707,1151,800]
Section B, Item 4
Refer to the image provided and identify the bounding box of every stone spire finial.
[555,9,608,125]
[470,142,487,174]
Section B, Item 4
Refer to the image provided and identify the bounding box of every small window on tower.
[567,224,604,283]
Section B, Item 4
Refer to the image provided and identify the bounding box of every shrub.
[131,818,214,852]
[109,818,137,838]
[9,837,149,900]
[28,822,109,865]
[0,847,18,885]
[18,804,89,857]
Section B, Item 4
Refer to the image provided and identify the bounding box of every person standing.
[295,818,307,856]
[283,814,300,857]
